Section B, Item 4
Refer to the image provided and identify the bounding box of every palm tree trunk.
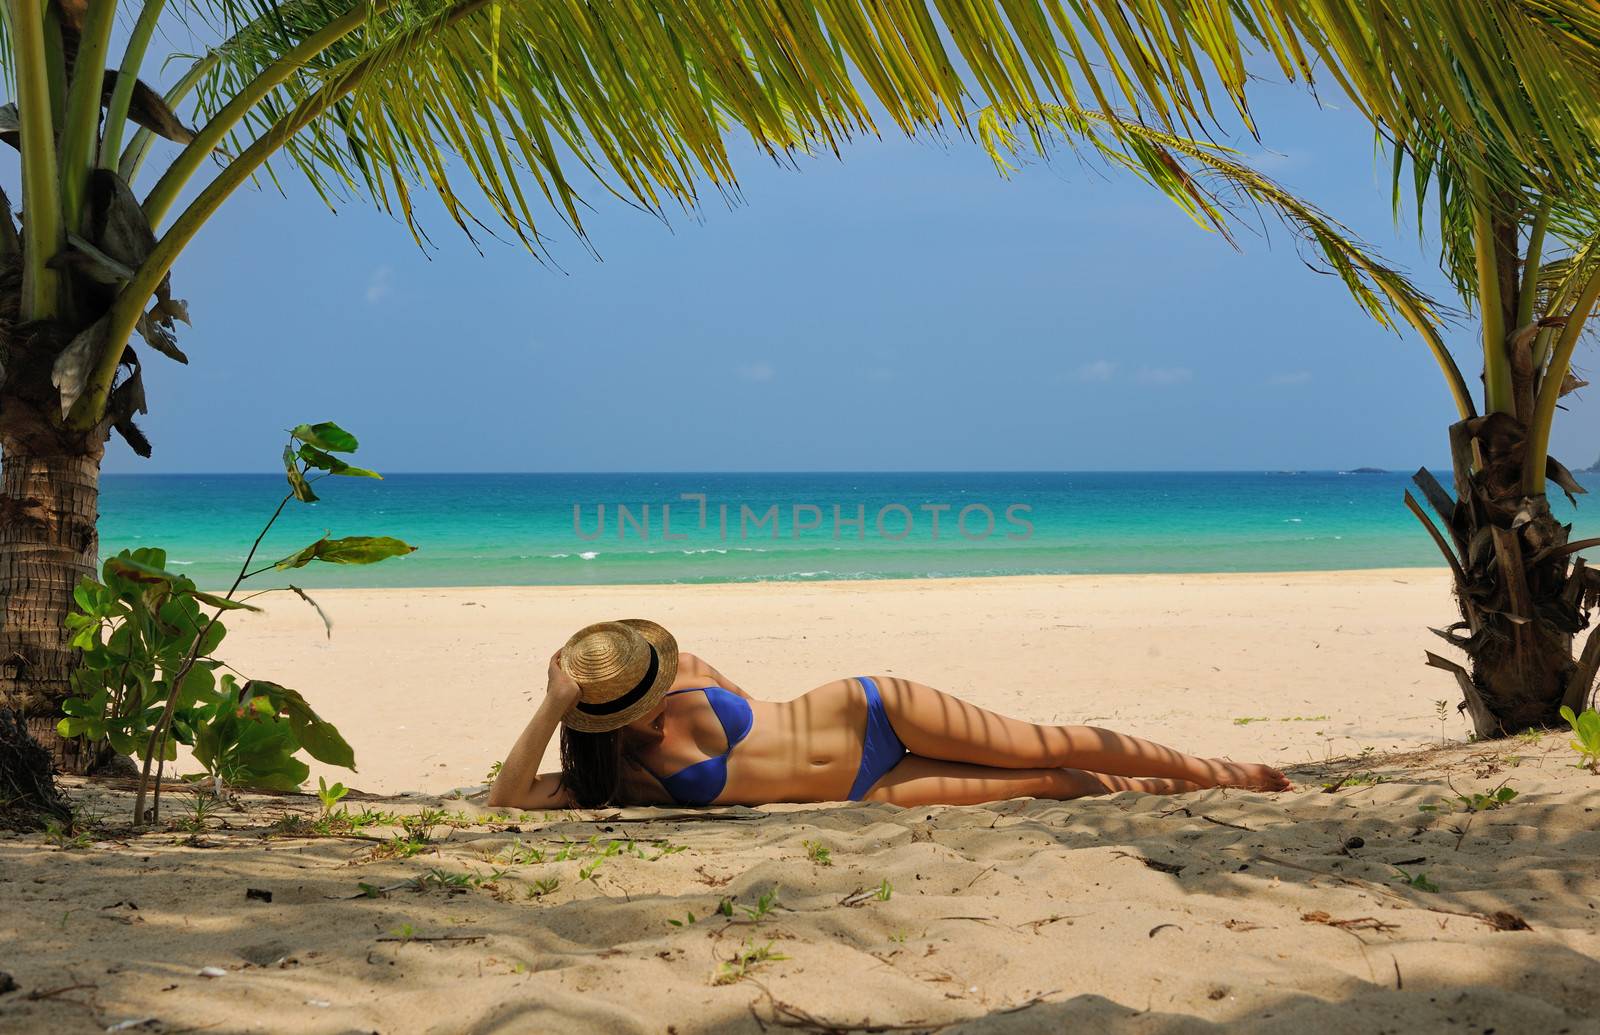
[0,434,102,773]
[1415,414,1600,738]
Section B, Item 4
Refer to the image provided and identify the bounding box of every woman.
[487,619,1290,810]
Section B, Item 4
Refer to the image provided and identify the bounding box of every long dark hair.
[559,725,626,807]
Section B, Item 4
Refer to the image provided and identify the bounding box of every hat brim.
[560,619,679,733]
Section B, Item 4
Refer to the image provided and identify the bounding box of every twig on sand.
[26,982,97,1000]
[747,983,1057,1033]
[1301,911,1398,933]
[594,808,767,823]
[1250,855,1532,931]
[1020,914,1084,931]
[748,982,934,1032]
[374,933,485,943]
[1159,806,1257,832]
[1110,850,1184,875]
[341,881,412,900]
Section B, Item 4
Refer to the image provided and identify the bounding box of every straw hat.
[558,619,679,733]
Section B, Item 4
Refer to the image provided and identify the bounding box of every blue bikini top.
[648,686,753,806]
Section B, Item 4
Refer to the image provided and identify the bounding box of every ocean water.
[96,470,1600,589]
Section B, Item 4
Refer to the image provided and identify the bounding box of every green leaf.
[295,718,357,770]
[247,680,357,770]
[273,539,327,571]
[314,536,415,565]
[274,536,416,570]
[72,577,102,615]
[103,553,184,587]
[176,663,217,707]
[227,718,312,791]
[298,445,381,480]
[191,589,260,612]
[57,717,90,738]
[284,444,318,503]
[291,422,359,453]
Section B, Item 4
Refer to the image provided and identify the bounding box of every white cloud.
[1136,365,1193,385]
[737,362,776,382]
[1074,359,1115,382]
[365,265,394,304]
[1267,370,1313,386]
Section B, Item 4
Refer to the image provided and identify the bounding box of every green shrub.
[58,422,413,821]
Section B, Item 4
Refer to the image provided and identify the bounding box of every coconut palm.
[0,0,1376,772]
[981,3,1600,737]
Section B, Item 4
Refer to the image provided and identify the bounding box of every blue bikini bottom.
[847,676,908,800]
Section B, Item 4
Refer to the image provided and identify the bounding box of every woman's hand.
[544,650,581,712]
[486,650,581,810]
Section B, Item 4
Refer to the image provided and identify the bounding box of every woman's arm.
[486,652,578,810]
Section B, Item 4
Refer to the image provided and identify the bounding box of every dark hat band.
[573,644,660,717]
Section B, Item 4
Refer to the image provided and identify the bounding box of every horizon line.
[99,466,1462,476]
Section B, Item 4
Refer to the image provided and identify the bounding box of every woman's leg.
[871,677,1290,791]
[860,756,1200,807]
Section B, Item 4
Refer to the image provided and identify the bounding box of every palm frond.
[1259,2,1600,205]
[152,0,1296,256]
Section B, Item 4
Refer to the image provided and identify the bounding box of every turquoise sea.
[98,471,1600,589]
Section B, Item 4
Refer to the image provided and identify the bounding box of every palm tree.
[981,4,1600,737]
[0,0,1372,772]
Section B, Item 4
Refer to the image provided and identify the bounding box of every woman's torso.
[624,658,871,805]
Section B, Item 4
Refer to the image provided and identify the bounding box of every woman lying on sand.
[488,619,1290,809]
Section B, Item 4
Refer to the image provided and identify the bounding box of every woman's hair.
[559,725,625,807]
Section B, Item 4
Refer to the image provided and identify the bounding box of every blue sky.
[95,74,1599,474]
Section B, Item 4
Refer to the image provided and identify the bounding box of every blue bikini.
[847,677,907,800]
[651,677,906,806]
[653,686,755,807]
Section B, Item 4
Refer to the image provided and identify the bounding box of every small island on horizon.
[1342,467,1390,474]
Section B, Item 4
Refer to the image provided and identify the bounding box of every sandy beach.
[4,568,1599,1033]
[220,567,1463,796]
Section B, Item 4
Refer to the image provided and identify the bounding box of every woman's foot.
[1196,758,1291,792]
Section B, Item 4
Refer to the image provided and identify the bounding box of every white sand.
[4,568,1598,1034]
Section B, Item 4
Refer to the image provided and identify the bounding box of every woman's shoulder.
[674,651,722,687]
[674,652,754,699]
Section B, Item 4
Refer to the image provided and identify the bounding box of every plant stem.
[101,0,169,169]
[76,0,493,431]
[8,0,62,320]
[1521,265,1600,496]
[1516,199,1551,331]
[133,491,295,825]
[142,0,386,229]
[57,0,117,236]
[40,2,65,122]
[120,50,219,185]
[1470,178,1512,415]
